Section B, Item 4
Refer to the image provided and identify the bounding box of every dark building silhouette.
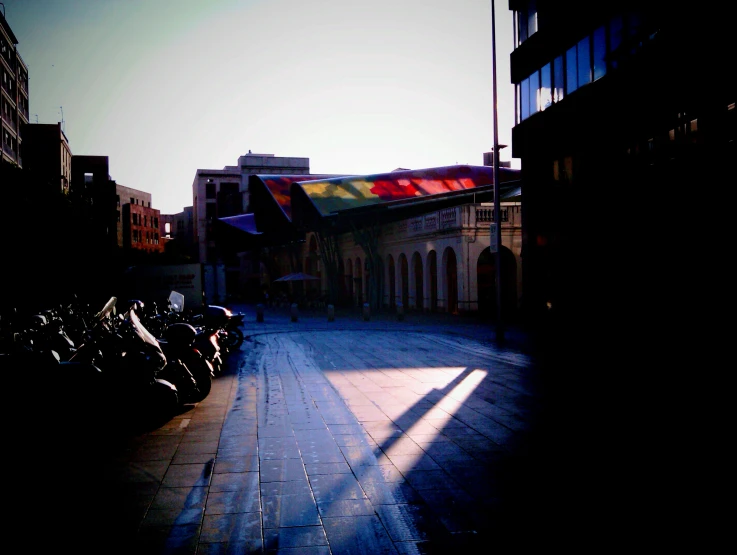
[20,122,72,194]
[510,2,734,334]
[0,8,29,167]
[70,155,119,251]
[505,2,734,545]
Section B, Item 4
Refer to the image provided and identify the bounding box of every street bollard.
[256,303,264,323]
[396,301,404,321]
[290,303,299,322]
[362,302,370,321]
[327,304,335,322]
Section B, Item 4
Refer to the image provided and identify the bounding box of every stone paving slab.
[14,305,560,554]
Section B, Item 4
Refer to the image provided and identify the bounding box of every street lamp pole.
[491,0,504,343]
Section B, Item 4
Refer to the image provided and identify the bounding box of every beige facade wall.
[296,201,522,315]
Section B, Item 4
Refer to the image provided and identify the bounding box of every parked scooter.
[197,304,244,354]
[167,291,224,376]
[67,296,180,422]
[157,321,214,403]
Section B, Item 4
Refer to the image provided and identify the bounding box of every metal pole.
[491,0,504,343]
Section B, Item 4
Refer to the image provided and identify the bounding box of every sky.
[4,0,518,215]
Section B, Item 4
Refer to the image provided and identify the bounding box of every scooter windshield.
[95,296,117,321]
[169,291,185,313]
[128,309,161,349]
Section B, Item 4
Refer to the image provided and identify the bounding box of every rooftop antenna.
[33,114,38,123]
[60,106,65,133]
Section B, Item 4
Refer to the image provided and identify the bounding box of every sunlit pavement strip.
[78,309,544,554]
[189,328,538,553]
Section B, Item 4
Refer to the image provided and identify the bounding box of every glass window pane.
[609,15,623,69]
[593,26,606,80]
[527,0,537,37]
[518,10,528,43]
[529,70,540,115]
[553,55,565,102]
[540,63,552,110]
[628,12,643,54]
[566,45,578,93]
[577,36,591,86]
[521,77,530,120]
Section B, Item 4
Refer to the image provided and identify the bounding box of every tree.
[314,228,342,306]
[350,221,382,311]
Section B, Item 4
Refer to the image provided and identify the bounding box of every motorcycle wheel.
[188,357,213,402]
[210,353,223,377]
[223,328,244,350]
[148,378,179,420]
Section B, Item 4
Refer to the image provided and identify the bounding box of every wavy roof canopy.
[294,165,518,216]
[289,165,520,230]
[247,166,521,239]
[249,174,338,223]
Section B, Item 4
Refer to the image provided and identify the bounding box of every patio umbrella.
[274,272,320,282]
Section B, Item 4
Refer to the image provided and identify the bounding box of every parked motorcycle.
[67,296,180,423]
[158,321,214,403]
[199,304,244,354]
[166,291,224,376]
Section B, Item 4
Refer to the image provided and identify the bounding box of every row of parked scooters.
[0,291,245,431]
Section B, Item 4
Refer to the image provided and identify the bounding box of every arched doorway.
[346,258,353,307]
[444,247,458,314]
[338,258,346,305]
[399,253,409,309]
[375,256,385,310]
[477,248,495,318]
[355,257,363,306]
[387,255,396,309]
[306,235,320,300]
[428,250,438,312]
[412,252,424,311]
[477,246,518,322]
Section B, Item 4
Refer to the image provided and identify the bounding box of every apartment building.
[70,155,118,251]
[0,9,28,167]
[193,151,311,264]
[160,206,196,259]
[116,184,163,254]
[193,152,311,301]
[20,122,72,194]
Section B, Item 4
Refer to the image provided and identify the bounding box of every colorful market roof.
[293,165,519,217]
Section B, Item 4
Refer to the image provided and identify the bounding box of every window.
[540,63,552,111]
[577,36,591,88]
[516,0,538,45]
[566,45,578,94]
[206,203,217,220]
[529,70,539,116]
[521,77,530,120]
[553,55,564,103]
[206,182,216,199]
[592,26,607,81]
[553,156,574,183]
[220,183,239,194]
[609,16,624,69]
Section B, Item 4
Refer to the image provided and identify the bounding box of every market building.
[218,163,522,322]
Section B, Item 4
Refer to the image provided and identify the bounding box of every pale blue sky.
[4,0,517,214]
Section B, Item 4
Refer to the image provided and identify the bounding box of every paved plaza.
[13,305,596,554]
